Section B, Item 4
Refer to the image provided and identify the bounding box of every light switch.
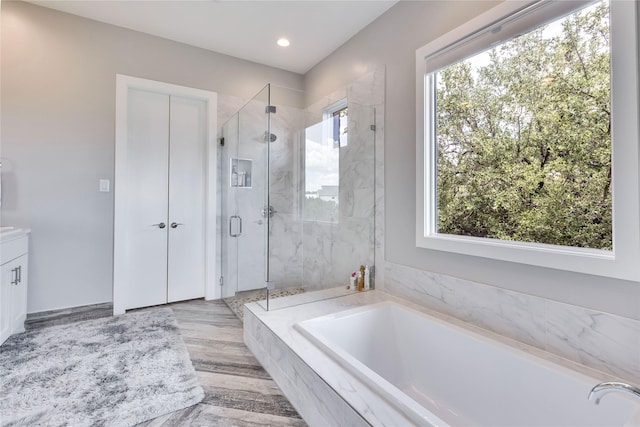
[99,179,110,192]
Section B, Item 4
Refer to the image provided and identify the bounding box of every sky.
[304,119,339,194]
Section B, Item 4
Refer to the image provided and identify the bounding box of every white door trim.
[114,74,218,315]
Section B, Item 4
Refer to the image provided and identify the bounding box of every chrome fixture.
[264,131,277,143]
[170,222,183,229]
[261,205,277,218]
[152,222,166,229]
[588,382,640,404]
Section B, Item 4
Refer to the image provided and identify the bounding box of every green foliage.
[436,1,612,249]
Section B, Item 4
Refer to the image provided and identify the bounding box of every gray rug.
[0,308,204,427]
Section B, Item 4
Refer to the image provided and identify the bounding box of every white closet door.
[124,89,170,309]
[167,95,206,302]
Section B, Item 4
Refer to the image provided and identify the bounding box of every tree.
[435,0,611,249]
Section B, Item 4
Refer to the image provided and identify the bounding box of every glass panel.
[258,69,384,311]
[236,84,270,293]
[263,85,305,298]
[220,112,239,298]
[220,85,270,305]
[221,69,384,312]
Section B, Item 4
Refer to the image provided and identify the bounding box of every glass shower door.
[222,84,272,296]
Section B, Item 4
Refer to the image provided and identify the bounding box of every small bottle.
[358,265,365,291]
[364,265,370,290]
[349,273,356,290]
[231,165,238,187]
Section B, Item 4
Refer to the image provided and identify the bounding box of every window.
[416,0,640,280]
[303,99,347,222]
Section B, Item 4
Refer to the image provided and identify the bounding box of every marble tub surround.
[244,289,621,427]
[384,261,640,386]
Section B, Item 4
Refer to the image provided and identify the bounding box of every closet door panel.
[124,89,170,309]
[167,95,206,302]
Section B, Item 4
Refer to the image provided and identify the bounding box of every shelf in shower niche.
[230,157,252,188]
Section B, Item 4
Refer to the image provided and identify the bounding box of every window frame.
[323,98,348,148]
[415,0,640,281]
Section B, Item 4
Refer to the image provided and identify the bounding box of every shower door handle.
[229,215,242,237]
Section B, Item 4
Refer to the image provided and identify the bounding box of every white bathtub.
[295,301,640,426]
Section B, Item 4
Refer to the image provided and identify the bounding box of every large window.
[416,0,640,280]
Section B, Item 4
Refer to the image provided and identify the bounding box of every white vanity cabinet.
[1,229,29,345]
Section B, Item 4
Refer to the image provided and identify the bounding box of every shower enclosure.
[220,69,384,309]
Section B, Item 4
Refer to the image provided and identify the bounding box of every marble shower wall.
[384,261,640,385]
[302,69,384,290]
[217,70,385,296]
[267,101,305,289]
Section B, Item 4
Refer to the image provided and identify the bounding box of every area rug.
[0,308,203,427]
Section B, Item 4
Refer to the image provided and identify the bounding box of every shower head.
[264,131,277,143]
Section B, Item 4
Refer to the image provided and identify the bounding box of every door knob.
[171,222,183,229]
[152,222,166,229]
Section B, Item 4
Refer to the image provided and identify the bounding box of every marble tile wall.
[217,69,385,297]
[302,69,384,291]
[267,103,305,289]
[384,261,640,385]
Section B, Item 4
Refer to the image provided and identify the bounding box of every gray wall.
[1,1,303,313]
[304,1,640,320]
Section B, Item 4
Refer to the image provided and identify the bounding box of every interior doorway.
[113,75,217,315]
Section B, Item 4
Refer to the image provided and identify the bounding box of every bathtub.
[295,301,640,426]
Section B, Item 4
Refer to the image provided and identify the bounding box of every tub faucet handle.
[588,382,640,404]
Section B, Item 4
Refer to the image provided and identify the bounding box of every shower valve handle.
[261,206,277,218]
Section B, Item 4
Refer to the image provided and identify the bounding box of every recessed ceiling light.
[277,38,290,47]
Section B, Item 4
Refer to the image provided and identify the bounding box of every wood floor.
[27,299,305,427]
[139,299,305,426]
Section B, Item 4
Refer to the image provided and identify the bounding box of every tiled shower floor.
[223,288,305,319]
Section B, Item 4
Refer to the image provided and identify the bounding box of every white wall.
[1,1,303,313]
[304,0,640,321]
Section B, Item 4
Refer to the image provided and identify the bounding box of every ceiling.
[25,0,398,74]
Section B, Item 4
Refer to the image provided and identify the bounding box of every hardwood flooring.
[24,302,114,330]
[25,299,305,427]
[142,299,305,426]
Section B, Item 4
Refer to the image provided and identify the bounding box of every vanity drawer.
[1,236,29,265]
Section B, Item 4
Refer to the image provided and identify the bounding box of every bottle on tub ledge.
[348,265,373,291]
[364,265,371,290]
[349,272,357,290]
[358,266,365,291]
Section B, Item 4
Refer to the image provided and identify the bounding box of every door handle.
[152,222,166,229]
[170,222,183,229]
[11,267,19,286]
[229,215,242,237]
[17,265,22,284]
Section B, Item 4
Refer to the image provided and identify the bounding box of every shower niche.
[230,158,252,188]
